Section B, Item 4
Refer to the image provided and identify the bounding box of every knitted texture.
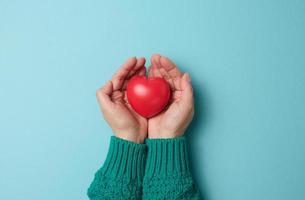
[87,136,147,200]
[143,137,200,200]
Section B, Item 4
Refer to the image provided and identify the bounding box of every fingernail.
[185,73,191,82]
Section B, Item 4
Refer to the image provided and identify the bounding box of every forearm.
[87,136,147,200]
[143,137,200,200]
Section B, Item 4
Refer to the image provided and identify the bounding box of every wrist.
[148,129,185,139]
[115,131,147,144]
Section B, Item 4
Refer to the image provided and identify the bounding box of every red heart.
[126,75,170,118]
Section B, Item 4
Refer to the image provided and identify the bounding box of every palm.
[149,90,184,133]
[111,89,147,134]
[97,57,148,142]
[148,54,193,138]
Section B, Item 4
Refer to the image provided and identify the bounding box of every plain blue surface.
[1,0,305,199]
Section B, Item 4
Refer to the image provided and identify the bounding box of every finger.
[152,65,162,78]
[180,73,194,108]
[135,57,146,70]
[126,57,146,79]
[122,66,146,90]
[151,63,175,90]
[173,78,182,91]
[122,57,146,90]
[124,90,129,103]
[112,57,137,91]
[150,54,161,69]
[137,66,146,76]
[157,55,183,91]
[150,60,176,90]
[157,67,175,90]
[123,91,145,120]
[96,81,115,110]
[168,90,182,104]
[158,67,171,79]
[111,90,125,104]
[159,56,183,78]
[148,66,154,77]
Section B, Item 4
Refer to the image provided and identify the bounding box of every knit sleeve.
[143,137,200,200]
[87,136,147,200]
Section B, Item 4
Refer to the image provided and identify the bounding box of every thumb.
[180,73,194,108]
[96,81,114,111]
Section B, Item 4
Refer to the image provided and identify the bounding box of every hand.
[96,57,148,143]
[148,54,194,138]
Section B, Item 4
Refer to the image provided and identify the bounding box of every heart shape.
[126,75,170,118]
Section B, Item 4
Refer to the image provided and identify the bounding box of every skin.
[96,57,147,143]
[148,54,194,138]
[96,55,194,143]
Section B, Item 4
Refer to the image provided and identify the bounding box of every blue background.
[1,0,305,199]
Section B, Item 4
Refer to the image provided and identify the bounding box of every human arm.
[143,54,200,199]
[87,57,148,199]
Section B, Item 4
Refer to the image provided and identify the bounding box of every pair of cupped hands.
[96,54,194,143]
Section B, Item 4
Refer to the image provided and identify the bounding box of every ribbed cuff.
[101,136,147,180]
[144,137,190,178]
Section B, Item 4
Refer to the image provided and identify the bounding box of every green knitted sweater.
[87,136,200,199]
